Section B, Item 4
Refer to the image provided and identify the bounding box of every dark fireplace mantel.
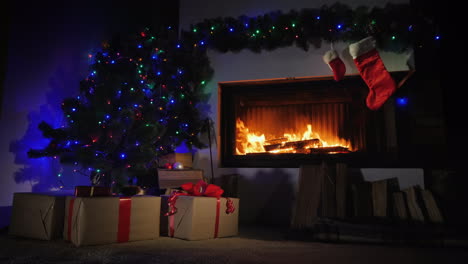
[218,74,406,168]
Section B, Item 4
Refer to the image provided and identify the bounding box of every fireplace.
[219,74,402,168]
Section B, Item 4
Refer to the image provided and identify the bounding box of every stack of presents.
[8,181,239,246]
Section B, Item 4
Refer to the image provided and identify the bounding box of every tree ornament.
[164,163,173,169]
[173,162,184,170]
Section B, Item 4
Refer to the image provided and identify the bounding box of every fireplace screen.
[219,75,393,167]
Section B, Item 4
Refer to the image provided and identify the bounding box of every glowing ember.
[235,118,350,155]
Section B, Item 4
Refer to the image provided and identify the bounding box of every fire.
[236,118,266,154]
[235,118,350,155]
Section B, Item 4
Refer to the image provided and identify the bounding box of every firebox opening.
[219,75,398,168]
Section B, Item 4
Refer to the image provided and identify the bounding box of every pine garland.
[181,3,423,53]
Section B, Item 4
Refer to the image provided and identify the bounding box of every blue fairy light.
[396,97,408,106]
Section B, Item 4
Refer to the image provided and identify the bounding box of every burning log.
[264,138,320,152]
[264,137,289,145]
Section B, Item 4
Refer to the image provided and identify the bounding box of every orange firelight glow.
[235,118,351,155]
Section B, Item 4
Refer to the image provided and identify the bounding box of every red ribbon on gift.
[66,197,132,243]
[117,197,132,243]
[67,198,75,241]
[165,180,235,238]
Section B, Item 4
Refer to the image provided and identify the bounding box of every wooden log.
[291,164,323,229]
[264,138,320,152]
[403,186,425,222]
[335,163,348,219]
[371,178,399,218]
[264,137,288,145]
[420,189,444,223]
[351,182,373,217]
[393,192,409,220]
[321,161,336,218]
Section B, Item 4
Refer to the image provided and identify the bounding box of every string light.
[396,97,408,106]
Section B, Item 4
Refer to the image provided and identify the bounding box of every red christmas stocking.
[323,49,346,81]
[349,36,396,110]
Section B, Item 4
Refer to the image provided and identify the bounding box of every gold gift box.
[64,196,161,246]
[161,195,239,240]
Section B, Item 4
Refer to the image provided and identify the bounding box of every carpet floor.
[1,226,468,264]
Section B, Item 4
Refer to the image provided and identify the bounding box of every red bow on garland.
[165,180,235,216]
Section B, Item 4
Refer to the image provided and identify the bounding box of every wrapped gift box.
[161,195,239,240]
[64,196,160,246]
[157,169,204,190]
[9,192,66,240]
[74,186,112,197]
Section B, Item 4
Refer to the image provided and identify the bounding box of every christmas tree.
[27,27,213,192]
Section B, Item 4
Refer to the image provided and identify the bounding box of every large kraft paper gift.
[9,192,66,240]
[64,195,160,246]
[161,180,239,240]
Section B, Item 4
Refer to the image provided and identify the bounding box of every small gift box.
[9,192,66,240]
[158,152,193,169]
[64,196,161,246]
[161,180,239,240]
[74,186,112,197]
